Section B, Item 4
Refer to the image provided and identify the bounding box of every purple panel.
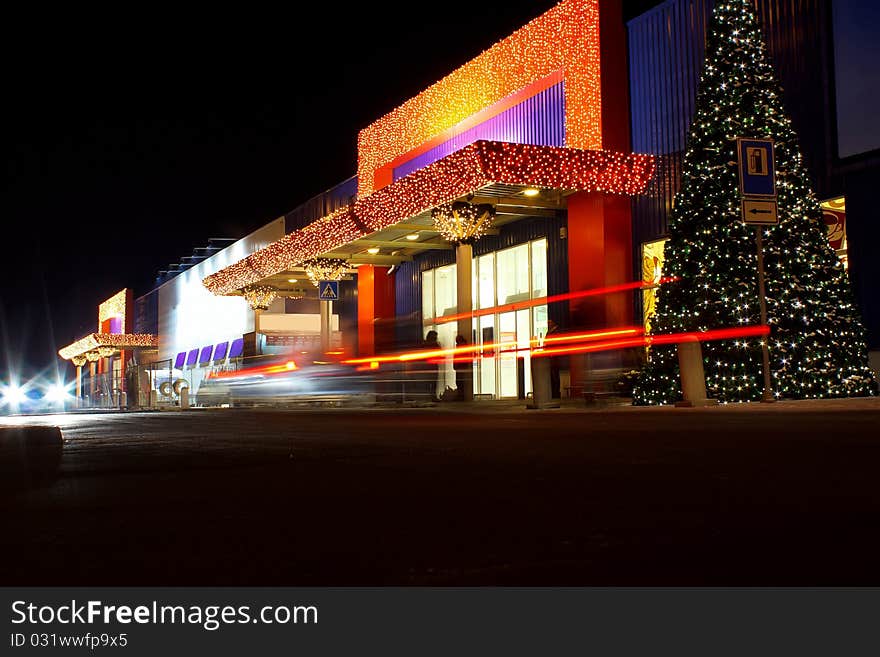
[174,352,186,369]
[199,345,213,364]
[213,341,229,361]
[393,81,565,180]
[109,317,123,334]
[185,349,199,367]
[228,338,244,359]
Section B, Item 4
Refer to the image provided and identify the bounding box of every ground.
[2,398,879,585]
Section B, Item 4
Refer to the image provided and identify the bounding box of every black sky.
[2,0,663,381]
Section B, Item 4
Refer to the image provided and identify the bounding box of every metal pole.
[320,300,332,355]
[755,227,775,403]
[455,242,474,401]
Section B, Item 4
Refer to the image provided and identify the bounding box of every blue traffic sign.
[737,137,776,197]
[318,281,339,301]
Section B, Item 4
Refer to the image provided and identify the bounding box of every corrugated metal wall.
[284,176,358,233]
[134,288,159,334]
[393,214,569,347]
[628,0,837,253]
[628,0,713,251]
[338,278,359,356]
[393,82,566,181]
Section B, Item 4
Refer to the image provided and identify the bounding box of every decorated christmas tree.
[633,0,877,404]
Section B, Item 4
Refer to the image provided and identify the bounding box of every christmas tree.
[633,0,877,404]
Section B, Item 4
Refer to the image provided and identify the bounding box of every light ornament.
[302,258,347,287]
[241,285,278,311]
[431,201,496,244]
[97,346,114,359]
[71,355,87,367]
[85,351,100,363]
[356,0,602,196]
[203,140,656,296]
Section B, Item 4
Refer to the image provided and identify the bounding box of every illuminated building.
[58,0,880,403]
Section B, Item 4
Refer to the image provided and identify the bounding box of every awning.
[202,140,655,296]
[58,333,159,361]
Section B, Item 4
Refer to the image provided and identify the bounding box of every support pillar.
[320,300,332,355]
[253,308,262,336]
[675,340,716,407]
[75,365,82,408]
[456,242,474,401]
[357,265,396,357]
[566,191,634,393]
[88,361,97,403]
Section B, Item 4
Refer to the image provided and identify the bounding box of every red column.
[566,191,634,390]
[599,0,631,154]
[564,0,634,394]
[357,265,396,357]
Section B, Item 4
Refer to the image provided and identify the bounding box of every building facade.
[59,0,879,404]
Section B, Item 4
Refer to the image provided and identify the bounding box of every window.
[421,238,548,399]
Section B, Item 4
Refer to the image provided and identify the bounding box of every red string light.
[203,140,656,296]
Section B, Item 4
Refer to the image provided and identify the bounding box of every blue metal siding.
[133,288,159,334]
[392,82,566,181]
[628,0,713,259]
[284,176,357,233]
[338,277,359,356]
[627,0,837,250]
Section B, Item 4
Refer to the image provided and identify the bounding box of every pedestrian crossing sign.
[318,281,339,301]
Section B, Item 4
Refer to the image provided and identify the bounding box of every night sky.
[1,0,676,382]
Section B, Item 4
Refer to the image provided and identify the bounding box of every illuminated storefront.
[200,0,656,400]
[58,0,879,402]
[57,289,158,407]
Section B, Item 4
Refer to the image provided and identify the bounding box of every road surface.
[2,399,879,584]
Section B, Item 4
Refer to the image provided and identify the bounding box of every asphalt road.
[2,399,880,585]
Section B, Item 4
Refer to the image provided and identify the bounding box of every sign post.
[318,281,339,355]
[737,137,777,403]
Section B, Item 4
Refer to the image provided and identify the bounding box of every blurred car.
[196,355,373,406]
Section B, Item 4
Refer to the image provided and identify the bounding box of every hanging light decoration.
[241,285,278,311]
[85,351,100,363]
[431,201,496,243]
[302,258,347,287]
[71,355,87,367]
[97,346,114,358]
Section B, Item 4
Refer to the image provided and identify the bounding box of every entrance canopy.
[58,333,159,362]
[203,140,655,296]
